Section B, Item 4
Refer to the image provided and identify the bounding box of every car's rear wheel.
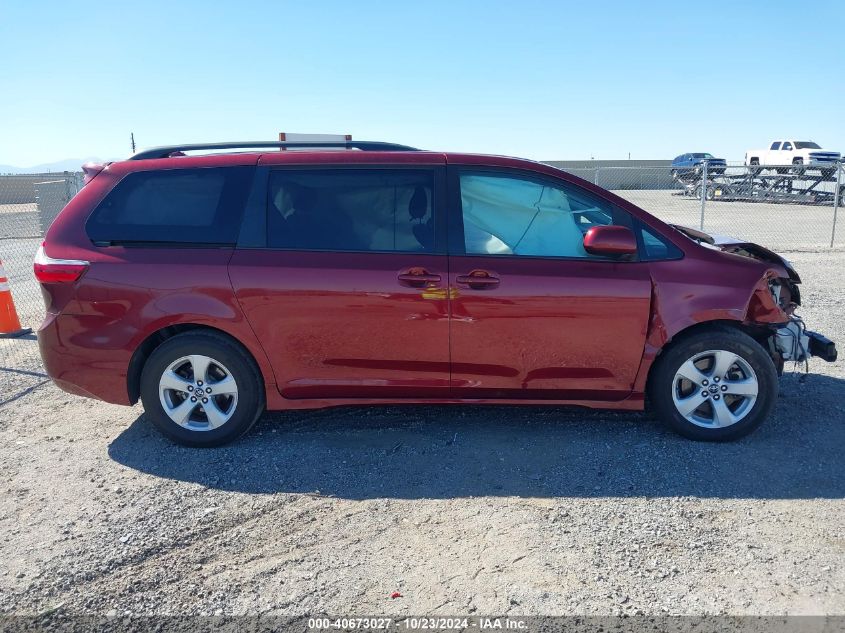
[140,331,265,447]
[649,328,778,441]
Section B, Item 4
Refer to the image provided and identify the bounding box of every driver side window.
[459,171,624,258]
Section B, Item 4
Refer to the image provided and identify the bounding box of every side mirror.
[583,225,637,257]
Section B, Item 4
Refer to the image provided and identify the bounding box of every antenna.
[130,133,136,154]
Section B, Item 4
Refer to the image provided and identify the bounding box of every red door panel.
[448,256,652,400]
[229,251,450,399]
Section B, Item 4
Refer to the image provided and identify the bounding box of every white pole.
[699,160,708,231]
[831,162,843,248]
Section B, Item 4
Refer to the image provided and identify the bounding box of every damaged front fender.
[744,269,792,325]
[633,259,802,394]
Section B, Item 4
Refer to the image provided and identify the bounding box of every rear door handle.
[398,268,441,287]
[455,270,500,289]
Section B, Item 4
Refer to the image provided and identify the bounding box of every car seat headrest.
[409,186,428,221]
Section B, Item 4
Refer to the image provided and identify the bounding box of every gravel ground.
[0,249,843,618]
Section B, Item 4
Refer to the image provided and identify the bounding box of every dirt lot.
[0,249,843,618]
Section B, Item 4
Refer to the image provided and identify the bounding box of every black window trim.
[236,165,270,248]
[245,164,448,255]
[446,165,641,263]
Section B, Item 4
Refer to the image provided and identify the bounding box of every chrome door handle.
[398,268,441,287]
[455,270,500,289]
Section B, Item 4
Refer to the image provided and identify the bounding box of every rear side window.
[87,167,252,246]
[267,169,435,252]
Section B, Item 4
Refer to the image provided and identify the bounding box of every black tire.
[694,183,716,200]
[648,327,778,441]
[140,331,265,447]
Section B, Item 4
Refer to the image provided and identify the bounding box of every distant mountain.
[0,158,109,174]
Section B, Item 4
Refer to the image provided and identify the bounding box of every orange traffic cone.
[0,258,32,339]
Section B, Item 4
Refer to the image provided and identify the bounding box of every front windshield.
[795,142,821,149]
[692,153,714,159]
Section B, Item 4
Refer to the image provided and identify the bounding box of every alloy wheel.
[671,349,759,429]
[158,355,239,431]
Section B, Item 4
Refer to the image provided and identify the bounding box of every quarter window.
[459,172,627,258]
[639,224,683,261]
[267,170,435,252]
[86,167,252,246]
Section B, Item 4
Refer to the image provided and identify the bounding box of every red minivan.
[34,141,836,446]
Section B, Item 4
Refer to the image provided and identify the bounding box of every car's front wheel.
[649,328,778,441]
[140,331,265,447]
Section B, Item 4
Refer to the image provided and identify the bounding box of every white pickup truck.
[745,140,840,173]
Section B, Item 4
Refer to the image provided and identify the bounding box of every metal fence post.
[832,161,843,248]
[699,160,708,230]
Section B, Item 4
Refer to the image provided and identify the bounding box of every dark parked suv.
[670,153,727,178]
[35,141,836,446]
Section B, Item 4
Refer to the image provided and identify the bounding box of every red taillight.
[81,162,106,186]
[33,243,89,283]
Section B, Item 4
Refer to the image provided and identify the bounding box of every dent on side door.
[447,257,652,400]
[443,164,652,400]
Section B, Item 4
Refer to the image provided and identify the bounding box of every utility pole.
[130,133,136,154]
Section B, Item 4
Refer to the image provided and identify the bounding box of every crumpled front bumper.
[806,331,838,362]
[774,319,837,364]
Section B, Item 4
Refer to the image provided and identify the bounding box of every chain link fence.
[0,162,843,376]
[1,173,82,384]
[558,161,845,250]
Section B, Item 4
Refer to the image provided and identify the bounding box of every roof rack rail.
[129,141,419,160]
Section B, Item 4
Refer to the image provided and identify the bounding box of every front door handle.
[398,267,441,287]
[455,270,500,289]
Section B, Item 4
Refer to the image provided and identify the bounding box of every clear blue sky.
[1,0,843,166]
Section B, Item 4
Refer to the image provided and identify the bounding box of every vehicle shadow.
[108,372,845,500]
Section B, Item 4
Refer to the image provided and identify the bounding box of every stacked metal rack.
[673,162,844,206]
